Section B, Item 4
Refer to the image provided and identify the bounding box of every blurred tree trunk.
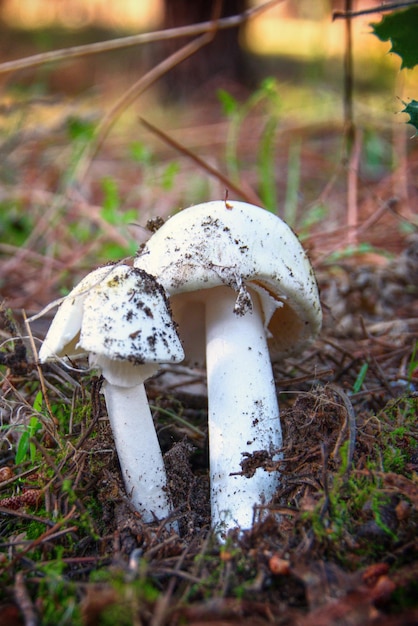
[161,0,248,99]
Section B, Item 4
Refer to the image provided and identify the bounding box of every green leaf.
[259,77,281,110]
[28,416,41,436]
[15,431,30,464]
[101,177,120,224]
[129,141,153,165]
[217,89,238,117]
[353,363,368,394]
[66,115,95,142]
[402,99,418,134]
[33,390,43,413]
[371,6,418,69]
[161,161,180,191]
[257,117,278,213]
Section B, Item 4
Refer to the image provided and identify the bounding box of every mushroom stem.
[205,286,282,534]
[102,381,172,523]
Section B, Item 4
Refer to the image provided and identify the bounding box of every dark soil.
[0,234,417,625]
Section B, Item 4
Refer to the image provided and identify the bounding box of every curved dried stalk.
[140,117,262,206]
[0,0,283,76]
[73,33,213,184]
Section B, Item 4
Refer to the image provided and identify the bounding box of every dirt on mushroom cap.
[80,266,184,364]
[135,200,322,359]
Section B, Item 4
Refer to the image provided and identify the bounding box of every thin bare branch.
[74,32,213,183]
[346,128,362,247]
[22,311,55,423]
[333,0,418,20]
[343,0,354,147]
[140,117,262,206]
[14,572,38,626]
[0,0,283,75]
[4,505,78,572]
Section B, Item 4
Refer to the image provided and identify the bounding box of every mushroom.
[38,264,184,523]
[134,200,321,534]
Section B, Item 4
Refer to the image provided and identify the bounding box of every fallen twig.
[140,117,262,205]
[14,571,38,626]
[0,1,283,75]
[333,1,418,20]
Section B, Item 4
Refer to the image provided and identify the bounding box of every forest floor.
[0,12,418,626]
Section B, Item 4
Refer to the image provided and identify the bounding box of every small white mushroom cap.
[38,265,112,363]
[134,200,321,362]
[39,265,184,383]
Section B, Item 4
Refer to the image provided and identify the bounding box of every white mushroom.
[38,265,184,523]
[134,200,322,534]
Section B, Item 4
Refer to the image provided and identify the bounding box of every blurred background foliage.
[0,0,417,313]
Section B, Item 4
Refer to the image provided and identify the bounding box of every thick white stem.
[205,286,282,534]
[103,382,172,523]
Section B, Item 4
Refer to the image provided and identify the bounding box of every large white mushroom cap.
[134,200,322,361]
